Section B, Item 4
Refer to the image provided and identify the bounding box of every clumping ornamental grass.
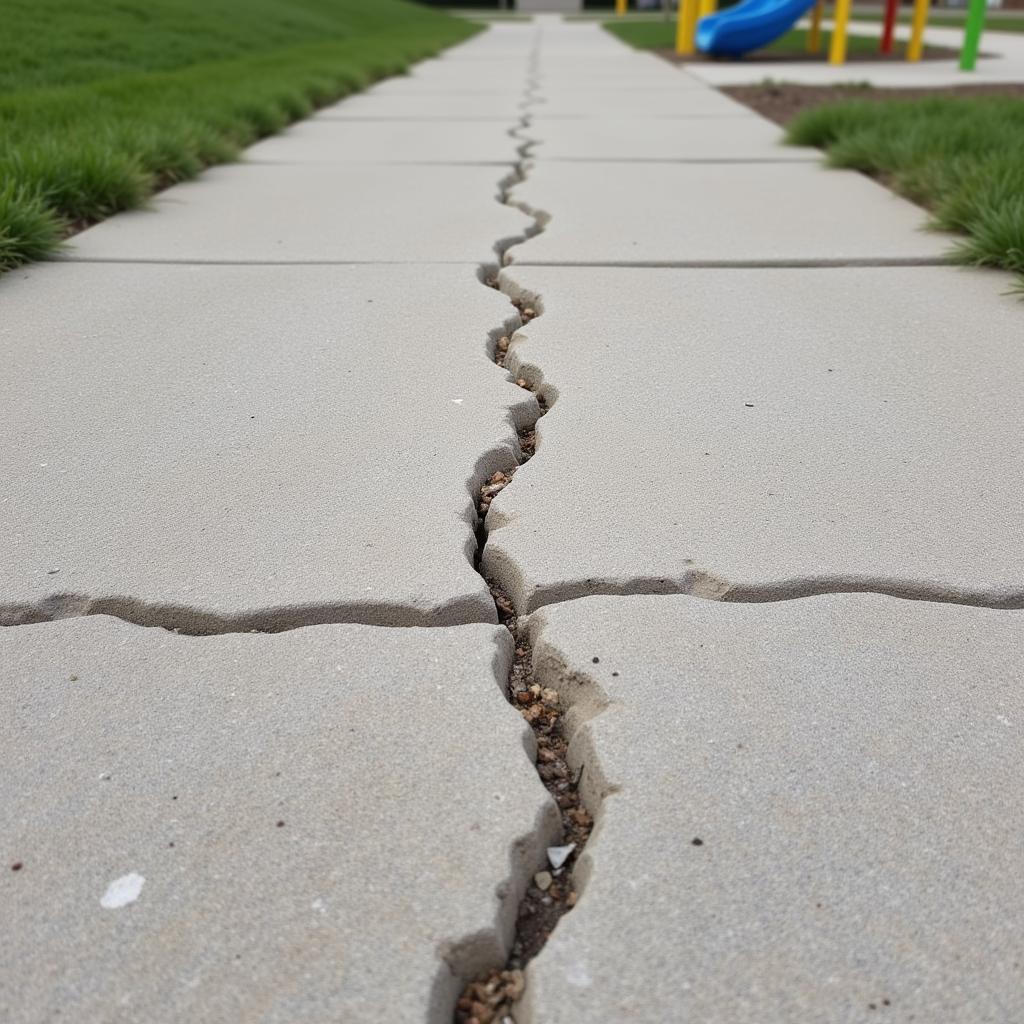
[0,0,479,270]
[787,97,1024,278]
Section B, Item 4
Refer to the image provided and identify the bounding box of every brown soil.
[655,42,963,65]
[721,79,1024,126]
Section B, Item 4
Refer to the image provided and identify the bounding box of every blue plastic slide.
[696,0,820,57]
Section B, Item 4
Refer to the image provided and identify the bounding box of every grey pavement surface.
[506,161,949,264]
[521,593,1024,1023]
[488,264,1024,611]
[1,617,556,1023]
[0,262,532,630]
[4,12,1023,1024]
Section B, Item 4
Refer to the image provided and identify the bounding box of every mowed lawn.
[851,10,1024,33]
[604,18,885,56]
[0,0,478,270]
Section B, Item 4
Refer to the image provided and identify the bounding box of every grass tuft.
[788,96,1024,280]
[0,183,65,270]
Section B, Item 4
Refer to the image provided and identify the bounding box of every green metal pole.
[961,0,987,71]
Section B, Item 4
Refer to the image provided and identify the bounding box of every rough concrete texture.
[486,266,1024,610]
[520,592,1024,1024]
[530,115,817,162]
[0,617,558,1023]
[505,161,948,264]
[245,119,522,164]
[0,262,536,630]
[67,164,526,262]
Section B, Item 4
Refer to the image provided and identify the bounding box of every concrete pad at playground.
[530,114,816,162]
[0,261,533,630]
[1,617,556,1023]
[65,163,526,262]
[506,162,948,264]
[245,119,522,165]
[487,265,1024,611]
[519,593,1024,1024]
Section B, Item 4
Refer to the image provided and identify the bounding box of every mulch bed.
[720,80,1024,126]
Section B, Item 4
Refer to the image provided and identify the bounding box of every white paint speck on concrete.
[100,873,145,910]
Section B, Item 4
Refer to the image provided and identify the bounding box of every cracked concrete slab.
[66,164,526,263]
[520,592,1024,1024]
[529,115,818,162]
[505,162,948,264]
[1,616,557,1023]
[487,266,1024,610]
[244,119,521,165]
[0,261,536,630]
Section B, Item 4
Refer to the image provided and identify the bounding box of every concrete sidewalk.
[2,14,1023,1024]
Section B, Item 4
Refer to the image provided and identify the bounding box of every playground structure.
[614,0,991,70]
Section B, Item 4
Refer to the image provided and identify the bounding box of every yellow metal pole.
[616,0,627,14]
[676,0,701,54]
[807,0,824,53]
[828,0,853,65]
[907,0,930,61]
[699,0,718,20]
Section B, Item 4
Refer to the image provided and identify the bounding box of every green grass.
[788,97,1024,277]
[850,9,1024,32]
[604,18,886,55]
[0,0,478,271]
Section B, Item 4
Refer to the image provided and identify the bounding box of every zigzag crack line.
[450,40,595,1024]
[448,39,1024,1024]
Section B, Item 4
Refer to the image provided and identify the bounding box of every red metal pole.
[880,0,900,54]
